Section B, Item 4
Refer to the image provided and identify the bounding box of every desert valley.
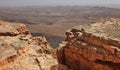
[0,5,120,70]
[0,6,120,47]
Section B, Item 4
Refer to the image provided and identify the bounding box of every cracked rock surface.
[57,19,120,70]
[0,20,58,70]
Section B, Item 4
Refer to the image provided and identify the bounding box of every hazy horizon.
[0,0,120,7]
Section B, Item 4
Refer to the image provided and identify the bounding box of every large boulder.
[0,20,58,70]
[57,19,120,70]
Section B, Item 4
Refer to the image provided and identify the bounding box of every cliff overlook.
[0,18,120,70]
[57,19,120,70]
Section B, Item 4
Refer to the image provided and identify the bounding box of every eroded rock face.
[57,19,120,70]
[0,20,58,70]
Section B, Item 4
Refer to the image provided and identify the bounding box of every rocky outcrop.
[0,20,58,70]
[57,19,120,70]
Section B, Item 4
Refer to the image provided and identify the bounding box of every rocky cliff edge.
[57,19,120,70]
[0,20,58,70]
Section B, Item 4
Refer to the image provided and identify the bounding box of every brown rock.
[0,20,57,70]
[57,19,120,70]
[0,21,29,36]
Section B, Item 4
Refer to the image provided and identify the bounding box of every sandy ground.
[26,22,84,37]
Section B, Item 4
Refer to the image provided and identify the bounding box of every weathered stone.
[0,20,29,36]
[57,19,120,70]
[0,40,17,62]
[0,20,57,70]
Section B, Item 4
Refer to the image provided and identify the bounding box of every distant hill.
[105,4,120,9]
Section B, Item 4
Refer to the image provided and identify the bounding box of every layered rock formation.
[0,20,58,70]
[57,19,120,70]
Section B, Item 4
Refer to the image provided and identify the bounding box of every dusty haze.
[0,0,120,7]
[0,0,120,47]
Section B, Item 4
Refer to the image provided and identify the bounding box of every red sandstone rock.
[57,19,120,70]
